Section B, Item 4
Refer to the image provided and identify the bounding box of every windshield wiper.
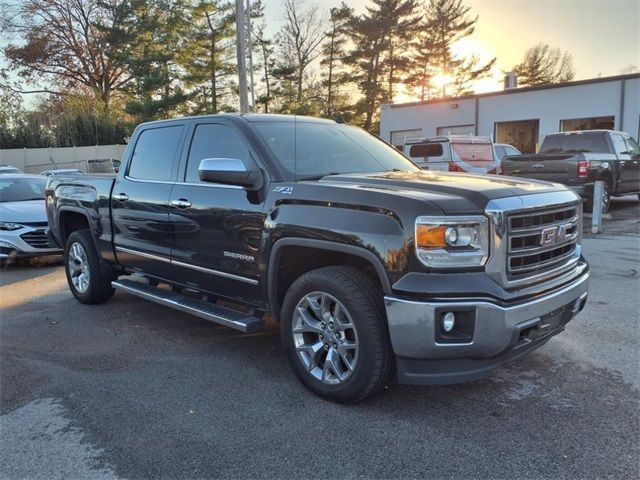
[297,172,341,181]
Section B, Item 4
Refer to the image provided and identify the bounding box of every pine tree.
[320,4,353,118]
[178,0,237,114]
[512,43,575,86]
[426,0,495,97]
[115,0,192,122]
[344,0,419,130]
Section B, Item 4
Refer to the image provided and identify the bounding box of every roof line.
[386,73,640,109]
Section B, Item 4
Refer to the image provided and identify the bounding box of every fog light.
[442,312,455,332]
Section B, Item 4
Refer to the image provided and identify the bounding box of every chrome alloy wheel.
[292,292,359,385]
[68,242,90,293]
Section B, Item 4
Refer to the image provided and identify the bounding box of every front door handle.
[171,198,192,209]
[113,193,129,202]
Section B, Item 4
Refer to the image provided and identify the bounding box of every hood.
[319,170,564,213]
[0,200,48,224]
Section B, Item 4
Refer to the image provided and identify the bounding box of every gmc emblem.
[540,223,573,247]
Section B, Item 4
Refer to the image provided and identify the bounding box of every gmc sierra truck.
[501,130,640,213]
[46,114,590,403]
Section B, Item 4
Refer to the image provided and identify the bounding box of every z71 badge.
[273,186,294,195]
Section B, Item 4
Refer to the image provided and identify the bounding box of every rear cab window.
[540,133,610,154]
[127,125,184,181]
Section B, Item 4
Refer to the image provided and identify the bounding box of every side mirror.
[198,158,262,190]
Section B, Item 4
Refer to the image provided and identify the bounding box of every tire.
[601,184,611,214]
[281,266,394,403]
[64,229,115,304]
[584,183,611,214]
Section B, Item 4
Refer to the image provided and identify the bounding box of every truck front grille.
[507,205,580,279]
[20,229,55,249]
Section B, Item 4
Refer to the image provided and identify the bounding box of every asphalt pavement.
[1,198,639,480]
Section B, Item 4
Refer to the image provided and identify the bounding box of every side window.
[624,137,640,156]
[409,143,444,158]
[494,145,505,160]
[185,124,250,183]
[610,134,628,156]
[128,126,183,181]
[506,146,521,156]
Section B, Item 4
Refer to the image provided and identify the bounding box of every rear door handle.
[113,193,129,202]
[170,198,192,209]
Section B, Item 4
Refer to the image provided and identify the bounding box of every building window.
[436,124,475,136]
[390,129,422,149]
[560,116,615,132]
[494,119,540,154]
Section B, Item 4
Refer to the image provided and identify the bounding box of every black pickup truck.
[502,130,640,213]
[46,114,590,403]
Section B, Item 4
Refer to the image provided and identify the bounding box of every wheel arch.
[267,238,391,321]
[58,208,92,245]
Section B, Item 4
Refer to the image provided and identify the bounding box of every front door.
[112,124,185,279]
[169,121,266,306]
[623,136,640,192]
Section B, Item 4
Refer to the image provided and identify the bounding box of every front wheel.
[281,266,394,403]
[64,230,115,304]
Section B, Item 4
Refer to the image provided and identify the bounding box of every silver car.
[0,175,62,259]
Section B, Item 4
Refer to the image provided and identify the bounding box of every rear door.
[169,120,266,306]
[112,123,185,279]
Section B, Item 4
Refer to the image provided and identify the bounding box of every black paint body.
[45,114,580,317]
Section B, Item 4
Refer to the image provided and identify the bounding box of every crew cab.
[46,114,590,403]
[501,130,640,212]
[403,136,500,174]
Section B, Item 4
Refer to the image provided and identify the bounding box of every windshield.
[253,121,418,179]
[0,177,47,202]
[540,133,610,154]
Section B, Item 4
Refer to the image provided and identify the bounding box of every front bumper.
[0,227,62,259]
[385,270,589,385]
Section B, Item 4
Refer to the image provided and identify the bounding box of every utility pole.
[246,0,256,112]
[235,0,249,113]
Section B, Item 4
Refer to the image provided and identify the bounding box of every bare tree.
[278,0,326,104]
[1,0,132,109]
[512,43,575,86]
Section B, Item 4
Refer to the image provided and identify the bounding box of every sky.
[3,0,639,104]
[264,0,640,95]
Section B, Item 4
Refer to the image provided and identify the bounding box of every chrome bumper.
[385,271,589,384]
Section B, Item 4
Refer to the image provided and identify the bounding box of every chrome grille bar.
[506,205,580,279]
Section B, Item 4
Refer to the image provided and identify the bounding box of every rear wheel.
[601,184,611,214]
[64,230,115,304]
[585,183,611,214]
[281,266,394,403]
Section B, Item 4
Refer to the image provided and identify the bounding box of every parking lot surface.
[1,200,639,480]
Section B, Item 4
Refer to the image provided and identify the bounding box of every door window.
[186,124,250,183]
[611,134,629,156]
[624,137,640,157]
[128,126,183,181]
[505,146,521,156]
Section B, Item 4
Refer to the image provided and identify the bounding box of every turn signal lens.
[416,225,447,248]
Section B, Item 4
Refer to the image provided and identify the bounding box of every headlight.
[0,222,24,231]
[415,215,489,268]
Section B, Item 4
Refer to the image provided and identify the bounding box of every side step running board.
[112,279,264,333]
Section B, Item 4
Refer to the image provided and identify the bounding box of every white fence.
[0,144,127,173]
